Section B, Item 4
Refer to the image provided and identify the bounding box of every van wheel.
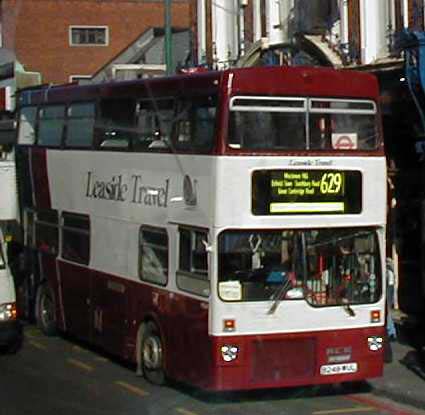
[141,321,165,385]
[36,284,57,336]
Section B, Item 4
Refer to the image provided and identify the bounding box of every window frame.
[69,26,109,47]
[139,226,169,286]
[69,75,92,85]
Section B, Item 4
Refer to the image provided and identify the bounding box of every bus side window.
[18,106,37,145]
[96,98,136,150]
[174,96,216,152]
[66,103,95,148]
[139,226,168,286]
[38,105,65,147]
[61,213,90,265]
[134,99,174,152]
[177,227,209,297]
[35,209,59,256]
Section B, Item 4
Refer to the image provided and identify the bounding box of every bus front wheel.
[141,321,165,385]
[36,284,57,336]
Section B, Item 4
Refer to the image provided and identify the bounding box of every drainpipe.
[165,0,173,75]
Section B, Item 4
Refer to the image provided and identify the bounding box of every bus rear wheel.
[141,321,165,385]
[36,284,57,336]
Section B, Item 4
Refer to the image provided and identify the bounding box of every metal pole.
[165,0,173,75]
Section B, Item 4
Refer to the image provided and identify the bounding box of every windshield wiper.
[267,279,292,315]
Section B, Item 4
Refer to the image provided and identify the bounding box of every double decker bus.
[15,66,386,390]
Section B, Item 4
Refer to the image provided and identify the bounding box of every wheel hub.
[143,335,162,370]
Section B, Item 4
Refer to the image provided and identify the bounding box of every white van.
[0,228,22,352]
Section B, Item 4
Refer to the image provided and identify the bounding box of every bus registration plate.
[320,362,358,376]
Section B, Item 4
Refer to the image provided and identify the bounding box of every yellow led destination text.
[271,171,344,197]
[268,170,346,214]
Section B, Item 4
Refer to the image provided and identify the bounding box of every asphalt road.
[0,325,424,415]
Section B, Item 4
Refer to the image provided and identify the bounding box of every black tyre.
[141,321,165,385]
[36,284,57,336]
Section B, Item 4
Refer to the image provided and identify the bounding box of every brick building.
[0,0,190,84]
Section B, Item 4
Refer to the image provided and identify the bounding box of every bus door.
[166,227,210,386]
[59,213,92,340]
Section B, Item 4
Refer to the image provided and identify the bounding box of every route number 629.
[320,172,343,194]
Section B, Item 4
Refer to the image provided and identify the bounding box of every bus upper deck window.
[135,99,174,152]
[174,96,217,152]
[38,105,65,147]
[229,111,306,150]
[66,103,95,148]
[228,97,307,150]
[18,106,37,145]
[309,99,378,150]
[96,98,136,150]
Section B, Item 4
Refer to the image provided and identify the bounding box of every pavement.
[368,315,425,410]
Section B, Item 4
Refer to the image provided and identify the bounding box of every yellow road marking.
[28,340,47,351]
[67,358,94,372]
[176,408,200,415]
[313,407,374,415]
[115,381,149,397]
[94,357,108,362]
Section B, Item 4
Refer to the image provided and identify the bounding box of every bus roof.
[17,66,379,106]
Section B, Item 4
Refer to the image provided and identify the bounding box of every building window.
[139,226,168,286]
[69,26,109,46]
[69,75,92,85]
[177,227,210,297]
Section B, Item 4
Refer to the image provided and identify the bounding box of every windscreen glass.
[218,227,382,306]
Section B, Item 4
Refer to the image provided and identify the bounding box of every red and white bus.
[15,66,386,390]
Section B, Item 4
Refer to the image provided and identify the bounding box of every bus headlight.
[220,345,239,362]
[367,336,383,351]
[0,302,17,321]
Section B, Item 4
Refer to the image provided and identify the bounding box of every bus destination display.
[252,170,362,215]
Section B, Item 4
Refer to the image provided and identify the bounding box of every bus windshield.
[218,227,382,305]
[228,97,378,151]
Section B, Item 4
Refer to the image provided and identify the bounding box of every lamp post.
[165,0,173,75]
